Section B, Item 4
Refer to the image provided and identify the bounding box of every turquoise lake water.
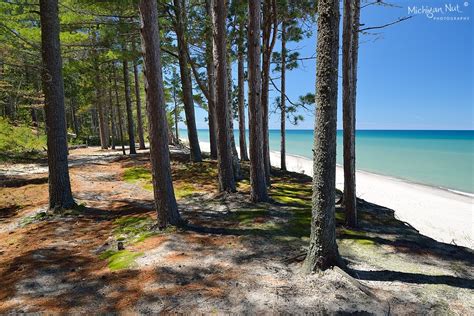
[185,129,474,194]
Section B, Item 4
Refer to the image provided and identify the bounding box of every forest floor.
[0,147,473,314]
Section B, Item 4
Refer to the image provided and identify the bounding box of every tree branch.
[359,16,412,32]
[187,50,210,101]
[0,22,40,50]
[269,76,310,111]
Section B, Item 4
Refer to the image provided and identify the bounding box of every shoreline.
[192,140,473,249]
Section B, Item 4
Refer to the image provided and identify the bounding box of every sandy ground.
[1,146,473,313]
[197,141,473,249]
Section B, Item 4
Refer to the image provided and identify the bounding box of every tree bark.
[343,0,360,227]
[139,0,181,227]
[70,97,79,136]
[205,0,218,160]
[248,0,268,202]
[108,84,116,150]
[113,63,126,155]
[173,0,202,162]
[95,61,109,149]
[212,0,236,192]
[227,53,242,180]
[261,0,277,184]
[31,107,39,127]
[172,79,179,141]
[280,20,287,171]
[132,41,146,150]
[303,0,342,273]
[168,123,178,145]
[237,36,249,161]
[123,57,137,155]
[39,0,75,210]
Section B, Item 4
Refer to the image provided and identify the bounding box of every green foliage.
[0,118,46,161]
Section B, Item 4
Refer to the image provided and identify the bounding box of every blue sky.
[186,0,473,130]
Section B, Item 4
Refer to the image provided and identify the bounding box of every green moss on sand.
[231,208,268,225]
[339,228,375,246]
[99,249,143,271]
[123,167,151,183]
[124,166,198,197]
[175,183,196,198]
[114,216,155,243]
[20,211,50,226]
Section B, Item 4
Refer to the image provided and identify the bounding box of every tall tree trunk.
[89,108,95,135]
[248,0,268,202]
[113,63,126,155]
[173,0,202,162]
[108,84,116,150]
[139,0,181,227]
[212,0,236,192]
[132,40,146,150]
[95,61,109,149]
[6,95,16,120]
[168,123,178,145]
[228,53,241,180]
[261,0,277,184]
[206,0,218,160]
[303,0,342,273]
[39,0,75,210]
[70,97,79,136]
[343,0,360,227]
[123,58,137,155]
[31,107,39,128]
[237,34,249,161]
[92,29,109,149]
[172,81,179,141]
[280,20,287,171]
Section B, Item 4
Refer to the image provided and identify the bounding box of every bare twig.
[361,0,402,10]
[359,16,412,32]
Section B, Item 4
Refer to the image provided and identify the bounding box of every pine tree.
[212,0,236,192]
[248,0,268,202]
[39,0,75,210]
[139,0,181,227]
[303,0,343,272]
[343,0,361,227]
[172,0,202,162]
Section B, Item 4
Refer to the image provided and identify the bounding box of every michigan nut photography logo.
[407,1,470,21]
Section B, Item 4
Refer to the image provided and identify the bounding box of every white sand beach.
[197,141,473,249]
